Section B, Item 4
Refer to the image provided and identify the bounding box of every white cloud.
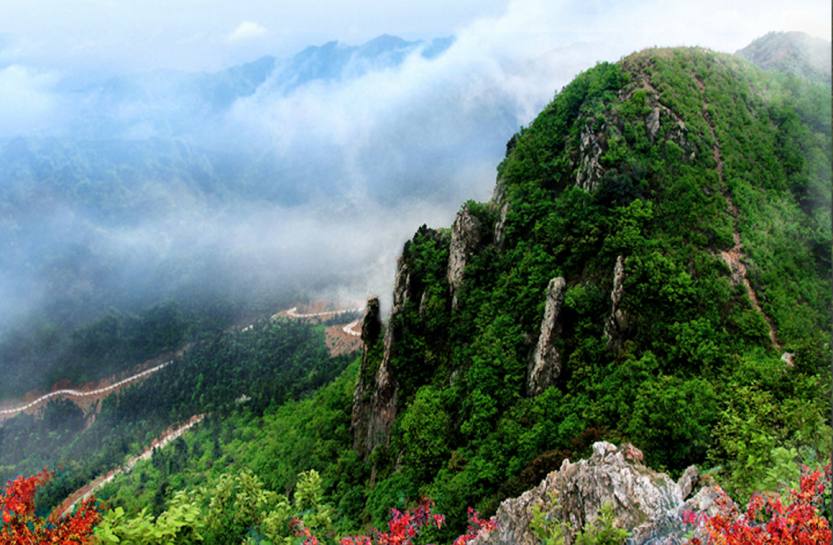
[0,64,59,136]
[226,21,267,43]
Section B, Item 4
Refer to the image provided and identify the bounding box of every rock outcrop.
[351,297,383,453]
[448,204,483,307]
[575,122,606,192]
[492,179,510,247]
[350,257,411,455]
[604,255,627,349]
[677,465,699,500]
[470,442,726,545]
[360,297,382,345]
[528,277,567,395]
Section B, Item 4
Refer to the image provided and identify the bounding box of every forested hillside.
[351,41,830,503]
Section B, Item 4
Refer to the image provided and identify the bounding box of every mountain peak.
[737,30,831,83]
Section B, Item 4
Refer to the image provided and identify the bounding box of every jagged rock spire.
[528,277,566,395]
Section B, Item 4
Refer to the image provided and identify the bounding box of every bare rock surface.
[492,178,510,247]
[470,442,728,545]
[350,256,411,455]
[528,277,567,395]
[448,204,483,307]
[604,255,627,349]
[575,122,606,192]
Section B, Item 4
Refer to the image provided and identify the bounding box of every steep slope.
[351,46,831,519]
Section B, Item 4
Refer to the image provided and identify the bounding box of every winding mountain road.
[49,302,364,515]
[2,304,365,422]
[56,414,205,517]
[0,360,173,418]
[342,319,362,337]
[276,306,365,320]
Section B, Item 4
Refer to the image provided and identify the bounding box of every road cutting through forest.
[50,305,364,515]
[0,360,174,419]
[56,414,205,518]
[1,304,365,420]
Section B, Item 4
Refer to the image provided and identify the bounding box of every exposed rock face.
[677,465,699,500]
[368,257,411,452]
[351,256,412,456]
[448,204,483,307]
[351,297,383,453]
[575,122,606,192]
[604,255,627,349]
[384,254,412,368]
[618,68,689,153]
[470,442,723,545]
[528,277,566,395]
[646,107,661,139]
[492,178,510,247]
[360,297,382,345]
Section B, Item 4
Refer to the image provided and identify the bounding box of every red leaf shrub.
[0,471,100,545]
[331,499,496,545]
[452,507,497,545]
[688,466,831,545]
[339,498,445,545]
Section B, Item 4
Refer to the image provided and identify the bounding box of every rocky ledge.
[470,442,731,545]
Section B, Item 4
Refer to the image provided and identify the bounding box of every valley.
[0,357,177,421]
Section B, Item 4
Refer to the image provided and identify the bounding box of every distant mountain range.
[0,33,474,370]
[53,34,454,137]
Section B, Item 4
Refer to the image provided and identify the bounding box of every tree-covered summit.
[351,46,831,522]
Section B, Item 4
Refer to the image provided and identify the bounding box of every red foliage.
[339,498,445,545]
[0,471,100,545]
[294,519,322,545]
[329,499,496,545]
[451,507,497,545]
[687,467,831,545]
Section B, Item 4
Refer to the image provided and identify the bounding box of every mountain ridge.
[349,44,831,522]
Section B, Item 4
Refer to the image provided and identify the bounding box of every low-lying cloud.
[227,21,267,43]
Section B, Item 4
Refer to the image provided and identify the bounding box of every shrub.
[687,466,831,545]
[1,471,100,545]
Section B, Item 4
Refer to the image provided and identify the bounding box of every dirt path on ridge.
[694,76,787,359]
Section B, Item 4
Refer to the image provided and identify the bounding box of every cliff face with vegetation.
[351,45,831,523]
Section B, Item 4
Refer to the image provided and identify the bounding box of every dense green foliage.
[95,361,362,528]
[95,469,335,545]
